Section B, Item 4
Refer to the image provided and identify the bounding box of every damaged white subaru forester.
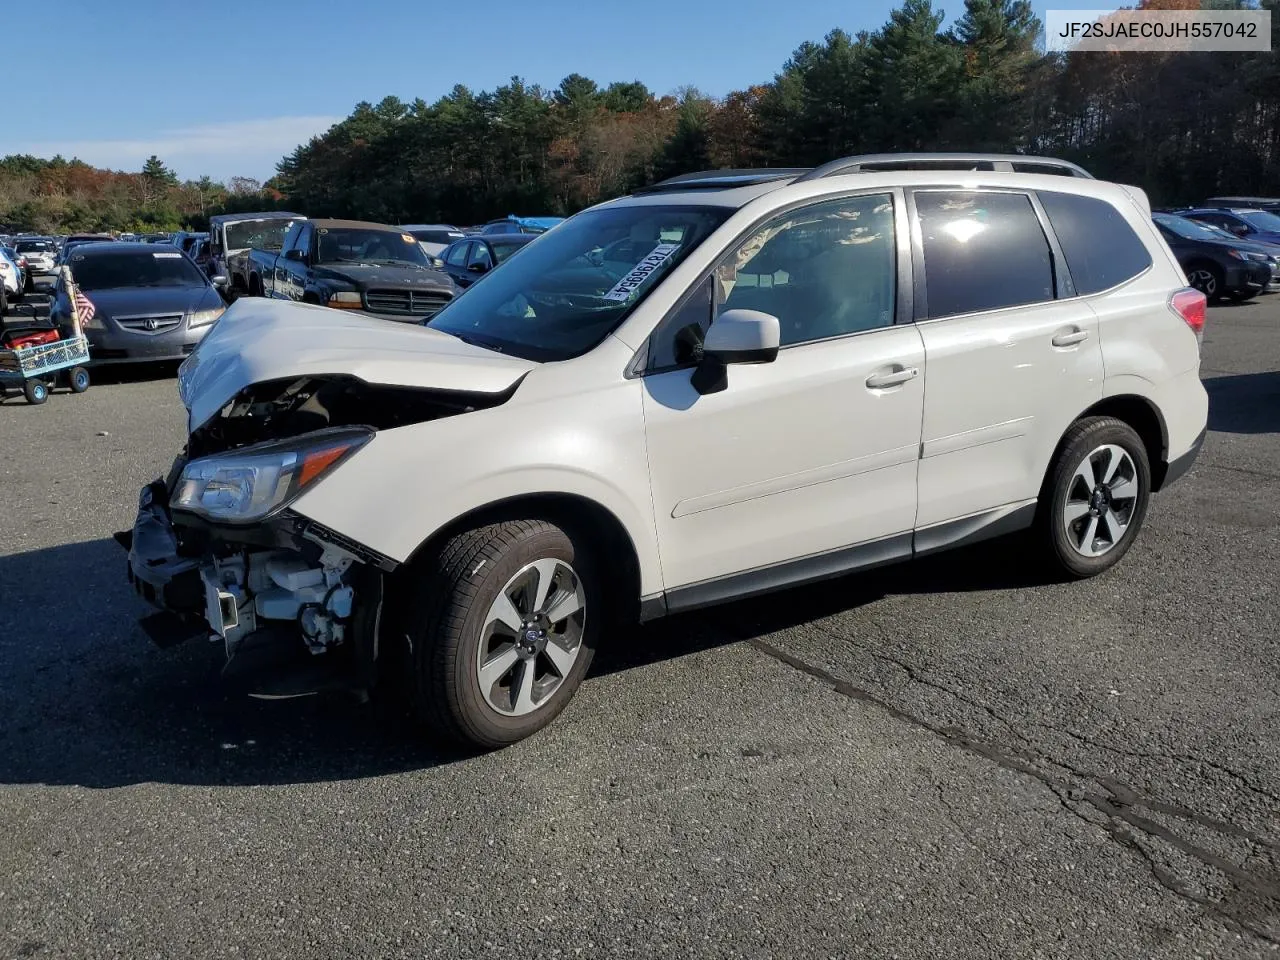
[125,154,1209,749]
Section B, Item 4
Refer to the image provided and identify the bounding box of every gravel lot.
[2,291,1278,959]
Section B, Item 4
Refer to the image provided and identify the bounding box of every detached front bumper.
[122,478,386,694]
[126,480,203,616]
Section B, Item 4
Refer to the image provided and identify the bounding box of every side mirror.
[430,256,445,269]
[467,261,489,274]
[1231,224,1250,236]
[211,274,229,289]
[285,248,305,262]
[692,309,781,395]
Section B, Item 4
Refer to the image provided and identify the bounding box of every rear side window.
[1039,191,1152,295]
[915,190,1055,319]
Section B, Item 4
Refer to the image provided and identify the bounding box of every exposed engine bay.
[123,374,516,696]
[188,373,516,457]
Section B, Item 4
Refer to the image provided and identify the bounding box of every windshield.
[1155,214,1233,241]
[225,219,297,252]
[428,205,729,361]
[16,240,53,253]
[490,240,526,262]
[1239,210,1280,232]
[72,251,208,291]
[316,227,430,266]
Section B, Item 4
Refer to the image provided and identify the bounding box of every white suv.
[125,154,1209,748]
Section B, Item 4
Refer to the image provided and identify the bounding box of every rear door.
[909,188,1105,536]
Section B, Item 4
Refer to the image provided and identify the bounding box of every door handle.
[1051,329,1089,348]
[865,366,919,390]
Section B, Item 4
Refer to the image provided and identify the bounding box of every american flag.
[73,287,95,324]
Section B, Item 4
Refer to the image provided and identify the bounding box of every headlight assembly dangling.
[171,427,372,524]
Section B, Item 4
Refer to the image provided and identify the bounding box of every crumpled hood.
[177,297,535,431]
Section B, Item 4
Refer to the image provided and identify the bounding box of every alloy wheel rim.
[1063,444,1140,558]
[476,558,586,717]
[1188,269,1216,297]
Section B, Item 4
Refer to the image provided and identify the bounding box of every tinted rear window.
[915,190,1055,319]
[1039,191,1152,295]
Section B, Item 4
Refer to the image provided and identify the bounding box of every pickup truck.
[208,211,305,294]
[247,218,458,322]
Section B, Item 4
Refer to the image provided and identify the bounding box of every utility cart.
[0,265,93,405]
[0,331,91,404]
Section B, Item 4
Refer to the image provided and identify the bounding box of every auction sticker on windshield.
[153,252,183,258]
[602,243,681,302]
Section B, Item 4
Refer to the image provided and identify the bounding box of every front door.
[640,191,926,597]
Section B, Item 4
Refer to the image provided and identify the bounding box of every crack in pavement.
[746,636,1280,946]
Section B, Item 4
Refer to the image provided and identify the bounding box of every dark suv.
[1153,213,1276,302]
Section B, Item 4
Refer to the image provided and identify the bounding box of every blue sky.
[6,0,1101,183]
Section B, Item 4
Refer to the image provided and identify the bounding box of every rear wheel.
[68,366,90,393]
[1185,262,1223,302]
[1037,417,1151,579]
[406,519,599,749]
[23,379,49,405]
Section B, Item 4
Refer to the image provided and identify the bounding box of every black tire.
[0,284,7,317]
[23,379,49,405]
[68,366,90,393]
[1185,262,1224,302]
[406,519,600,749]
[1037,416,1151,579]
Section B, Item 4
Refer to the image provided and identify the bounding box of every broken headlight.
[171,427,372,523]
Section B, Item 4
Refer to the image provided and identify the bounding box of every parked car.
[207,212,305,296]
[14,237,58,284]
[1152,213,1276,301]
[1203,196,1280,212]
[49,243,227,363]
[57,234,115,264]
[1180,207,1280,247]
[0,247,23,315]
[401,224,465,257]
[437,233,535,288]
[168,231,209,256]
[245,218,457,322]
[1,246,29,297]
[478,215,564,236]
[124,153,1207,749]
[188,238,213,274]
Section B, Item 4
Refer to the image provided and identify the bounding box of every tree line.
[3,0,1278,235]
[0,154,287,235]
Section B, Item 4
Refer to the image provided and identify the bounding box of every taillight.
[1170,287,1206,337]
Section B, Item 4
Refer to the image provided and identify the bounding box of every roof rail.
[793,153,1094,182]
[634,168,810,193]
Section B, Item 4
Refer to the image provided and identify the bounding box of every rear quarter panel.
[1093,209,1207,461]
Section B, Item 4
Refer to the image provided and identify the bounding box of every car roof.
[1184,207,1265,215]
[402,223,460,231]
[208,212,304,224]
[307,218,417,232]
[478,232,535,243]
[68,242,193,257]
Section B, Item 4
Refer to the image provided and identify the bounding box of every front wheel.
[1037,416,1151,579]
[23,379,49,405]
[406,519,599,749]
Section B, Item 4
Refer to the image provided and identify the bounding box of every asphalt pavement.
[1,292,1278,959]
